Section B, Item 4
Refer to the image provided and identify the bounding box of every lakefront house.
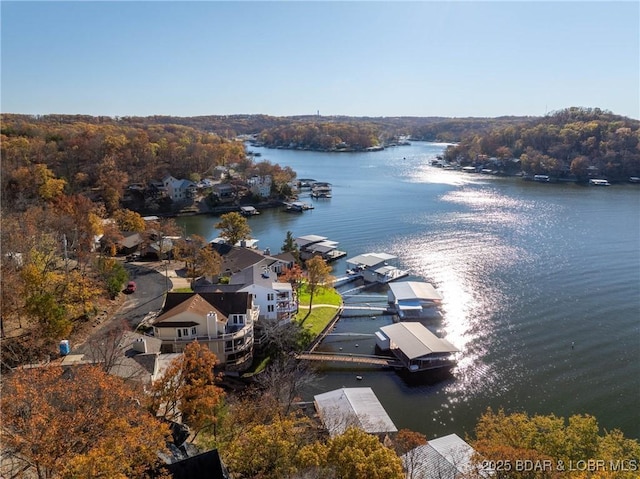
[151,292,259,372]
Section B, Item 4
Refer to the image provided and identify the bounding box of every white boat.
[589,179,611,186]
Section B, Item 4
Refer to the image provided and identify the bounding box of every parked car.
[125,281,137,293]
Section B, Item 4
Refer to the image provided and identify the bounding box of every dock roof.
[379,323,459,360]
[314,387,397,437]
[389,281,443,302]
[304,240,339,254]
[295,234,327,246]
[346,252,397,267]
[402,434,481,479]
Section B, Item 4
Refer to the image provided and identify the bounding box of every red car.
[125,281,137,293]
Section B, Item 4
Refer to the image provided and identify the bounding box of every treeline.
[1,114,248,213]
[443,107,640,181]
[257,121,381,151]
[2,112,538,146]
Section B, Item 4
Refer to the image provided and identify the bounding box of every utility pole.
[63,234,69,276]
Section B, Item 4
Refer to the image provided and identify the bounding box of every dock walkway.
[297,351,401,368]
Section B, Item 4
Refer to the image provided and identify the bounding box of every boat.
[534,175,550,182]
[589,179,611,186]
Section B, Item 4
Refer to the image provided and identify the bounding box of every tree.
[392,429,428,479]
[281,230,300,260]
[174,234,222,286]
[85,321,136,377]
[113,208,146,232]
[222,414,318,479]
[214,211,251,246]
[279,262,304,297]
[254,355,318,416]
[96,256,128,299]
[302,255,334,321]
[148,341,225,441]
[298,426,405,479]
[471,408,640,479]
[0,364,169,479]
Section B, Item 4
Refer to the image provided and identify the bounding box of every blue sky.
[2,1,638,119]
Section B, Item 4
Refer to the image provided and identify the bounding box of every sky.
[1,1,638,119]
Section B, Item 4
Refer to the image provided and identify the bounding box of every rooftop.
[314,387,397,437]
[379,323,459,360]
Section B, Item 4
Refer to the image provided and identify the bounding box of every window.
[191,327,197,335]
[177,329,182,338]
[267,305,274,313]
[182,328,189,337]
[267,293,274,301]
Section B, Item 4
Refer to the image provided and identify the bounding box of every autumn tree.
[148,341,225,441]
[214,211,251,246]
[113,207,146,232]
[0,364,169,479]
[34,163,67,202]
[174,234,222,286]
[97,155,129,215]
[302,255,334,321]
[297,426,405,479]
[472,408,640,479]
[279,262,304,297]
[222,413,319,479]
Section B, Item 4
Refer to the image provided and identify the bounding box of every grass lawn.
[296,286,342,338]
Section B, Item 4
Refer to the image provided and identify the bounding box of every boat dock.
[298,351,401,368]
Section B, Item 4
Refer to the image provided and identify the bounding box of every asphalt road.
[121,262,171,329]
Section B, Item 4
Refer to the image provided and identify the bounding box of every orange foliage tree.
[0,364,169,479]
[148,341,226,442]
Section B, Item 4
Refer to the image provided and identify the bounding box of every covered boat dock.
[376,322,459,372]
[314,387,398,437]
[388,281,443,319]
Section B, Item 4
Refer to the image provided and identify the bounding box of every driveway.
[120,261,172,329]
[72,261,175,356]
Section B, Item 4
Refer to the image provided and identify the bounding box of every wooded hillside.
[442,107,640,181]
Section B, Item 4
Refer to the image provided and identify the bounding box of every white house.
[231,260,297,323]
[162,175,197,202]
[151,292,259,372]
[197,258,298,324]
[247,175,272,198]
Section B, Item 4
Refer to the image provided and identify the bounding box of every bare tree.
[255,355,319,416]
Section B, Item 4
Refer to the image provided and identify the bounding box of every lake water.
[177,142,640,440]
